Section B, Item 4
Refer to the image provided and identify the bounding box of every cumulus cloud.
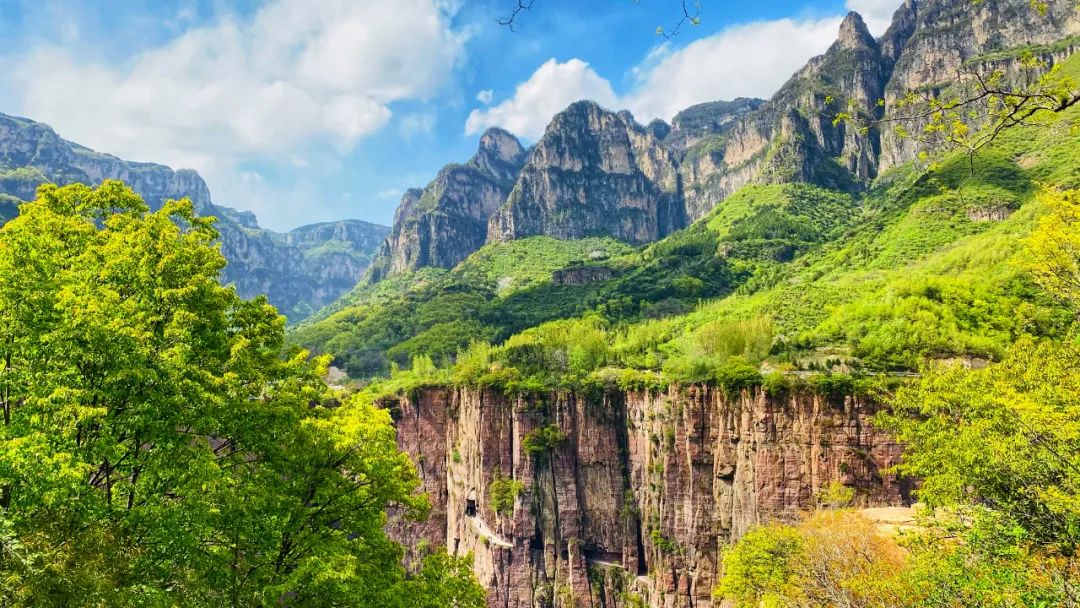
[464,58,618,140]
[845,0,902,35]
[465,15,846,137]
[476,89,494,104]
[6,0,465,202]
[625,17,843,123]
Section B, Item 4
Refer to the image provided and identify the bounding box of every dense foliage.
[717,511,905,608]
[0,183,482,607]
[718,186,1080,607]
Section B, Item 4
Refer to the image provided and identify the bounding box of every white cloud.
[5,0,466,214]
[845,0,902,35]
[399,111,437,139]
[464,58,619,140]
[624,17,843,123]
[464,16,847,137]
[476,89,494,105]
[377,188,404,200]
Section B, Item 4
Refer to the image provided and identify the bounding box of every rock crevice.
[389,386,907,608]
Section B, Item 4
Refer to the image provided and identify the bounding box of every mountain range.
[286,2,1080,605]
[295,0,1080,377]
[3,0,1080,605]
[352,0,1076,287]
[0,112,389,321]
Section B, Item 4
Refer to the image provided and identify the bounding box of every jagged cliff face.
[389,386,906,608]
[370,128,527,281]
[664,99,764,221]
[878,0,1080,168]
[693,11,887,217]
[0,112,389,321]
[0,113,214,213]
[366,0,1078,283]
[489,102,684,245]
[685,0,1080,209]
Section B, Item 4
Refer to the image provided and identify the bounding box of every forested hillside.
[3,0,1080,606]
[290,1,1080,606]
[294,0,1080,384]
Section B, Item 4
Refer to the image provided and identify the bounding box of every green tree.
[881,336,1080,550]
[899,510,1078,608]
[716,512,906,608]
[716,523,803,608]
[0,182,483,607]
[1028,188,1080,316]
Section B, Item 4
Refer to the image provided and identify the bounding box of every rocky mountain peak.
[836,11,877,51]
[368,127,529,282]
[879,0,919,65]
[472,128,527,182]
[488,100,683,244]
[550,100,610,131]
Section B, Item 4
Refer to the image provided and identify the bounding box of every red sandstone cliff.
[388,386,907,608]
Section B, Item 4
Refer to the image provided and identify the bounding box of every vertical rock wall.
[388,385,906,608]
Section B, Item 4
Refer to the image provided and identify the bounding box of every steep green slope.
[297,55,1080,388]
[290,237,636,376]
[435,121,1078,391]
[291,180,866,379]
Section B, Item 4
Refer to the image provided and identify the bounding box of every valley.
[1,0,1079,606]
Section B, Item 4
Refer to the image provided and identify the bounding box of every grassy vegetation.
[292,55,1080,393]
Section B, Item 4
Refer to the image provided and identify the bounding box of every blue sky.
[0,0,902,231]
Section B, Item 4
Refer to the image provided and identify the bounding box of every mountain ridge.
[0,111,389,321]
[357,0,1079,291]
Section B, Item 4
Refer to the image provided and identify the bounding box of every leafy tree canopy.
[0,182,483,607]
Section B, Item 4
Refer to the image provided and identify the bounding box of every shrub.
[522,425,567,459]
[816,481,856,509]
[489,473,525,516]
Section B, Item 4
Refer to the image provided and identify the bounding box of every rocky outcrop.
[663,99,764,220]
[686,10,887,217]
[0,112,389,321]
[360,0,1079,285]
[388,386,907,608]
[878,0,1080,168]
[663,98,764,154]
[369,128,527,281]
[489,102,684,245]
[551,265,615,286]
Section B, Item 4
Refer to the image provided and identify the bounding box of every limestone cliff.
[663,99,764,221]
[369,128,527,281]
[0,112,389,321]
[878,0,1080,169]
[362,0,1079,285]
[686,0,1080,207]
[388,386,907,608]
[488,102,684,245]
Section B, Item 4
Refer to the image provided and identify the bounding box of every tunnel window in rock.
[466,489,477,517]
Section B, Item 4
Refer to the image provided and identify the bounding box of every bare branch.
[498,0,535,31]
[498,1,703,36]
[657,0,703,39]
